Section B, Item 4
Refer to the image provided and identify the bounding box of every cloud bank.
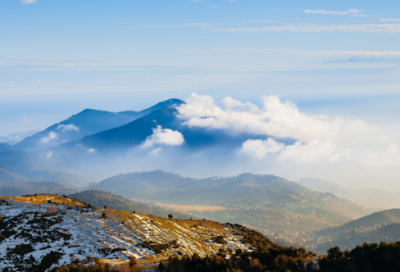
[177,93,400,167]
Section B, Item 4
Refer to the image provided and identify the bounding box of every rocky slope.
[0,195,260,271]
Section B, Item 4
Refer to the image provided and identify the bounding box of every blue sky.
[1,0,400,135]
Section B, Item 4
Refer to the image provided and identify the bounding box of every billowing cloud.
[40,131,58,144]
[57,124,79,133]
[178,93,400,165]
[238,138,284,159]
[178,93,342,142]
[142,126,185,148]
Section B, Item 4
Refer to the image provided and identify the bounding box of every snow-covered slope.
[0,195,255,271]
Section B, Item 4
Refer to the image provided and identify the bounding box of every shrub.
[43,206,58,217]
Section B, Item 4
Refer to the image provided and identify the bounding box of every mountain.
[0,181,78,196]
[0,130,39,144]
[0,168,30,184]
[74,104,294,152]
[0,194,268,271]
[298,177,400,209]
[15,99,183,151]
[70,190,192,219]
[0,143,94,188]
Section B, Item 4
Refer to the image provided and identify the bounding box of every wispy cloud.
[304,9,366,17]
[215,24,400,33]
[40,131,57,144]
[242,20,273,23]
[57,124,79,132]
[19,0,37,4]
[380,18,400,22]
[138,23,216,28]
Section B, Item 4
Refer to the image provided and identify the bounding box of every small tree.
[129,256,137,269]
[104,205,107,209]
[158,262,166,272]
[0,214,2,222]
[132,211,136,214]
[168,214,173,220]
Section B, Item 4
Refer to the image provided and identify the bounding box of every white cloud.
[57,124,79,132]
[304,9,364,16]
[215,24,400,33]
[178,93,342,142]
[40,131,58,144]
[88,148,96,153]
[239,139,346,162]
[142,126,185,147]
[46,151,53,158]
[239,138,284,159]
[19,0,36,4]
[178,93,400,166]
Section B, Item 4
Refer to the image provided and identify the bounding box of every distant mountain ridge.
[15,98,184,151]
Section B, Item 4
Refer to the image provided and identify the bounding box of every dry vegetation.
[0,194,255,270]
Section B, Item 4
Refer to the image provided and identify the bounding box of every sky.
[1,0,400,136]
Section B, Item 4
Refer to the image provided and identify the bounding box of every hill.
[15,99,183,151]
[316,208,400,237]
[0,194,275,271]
[310,209,400,254]
[95,171,369,219]
[315,223,400,254]
[70,190,192,220]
